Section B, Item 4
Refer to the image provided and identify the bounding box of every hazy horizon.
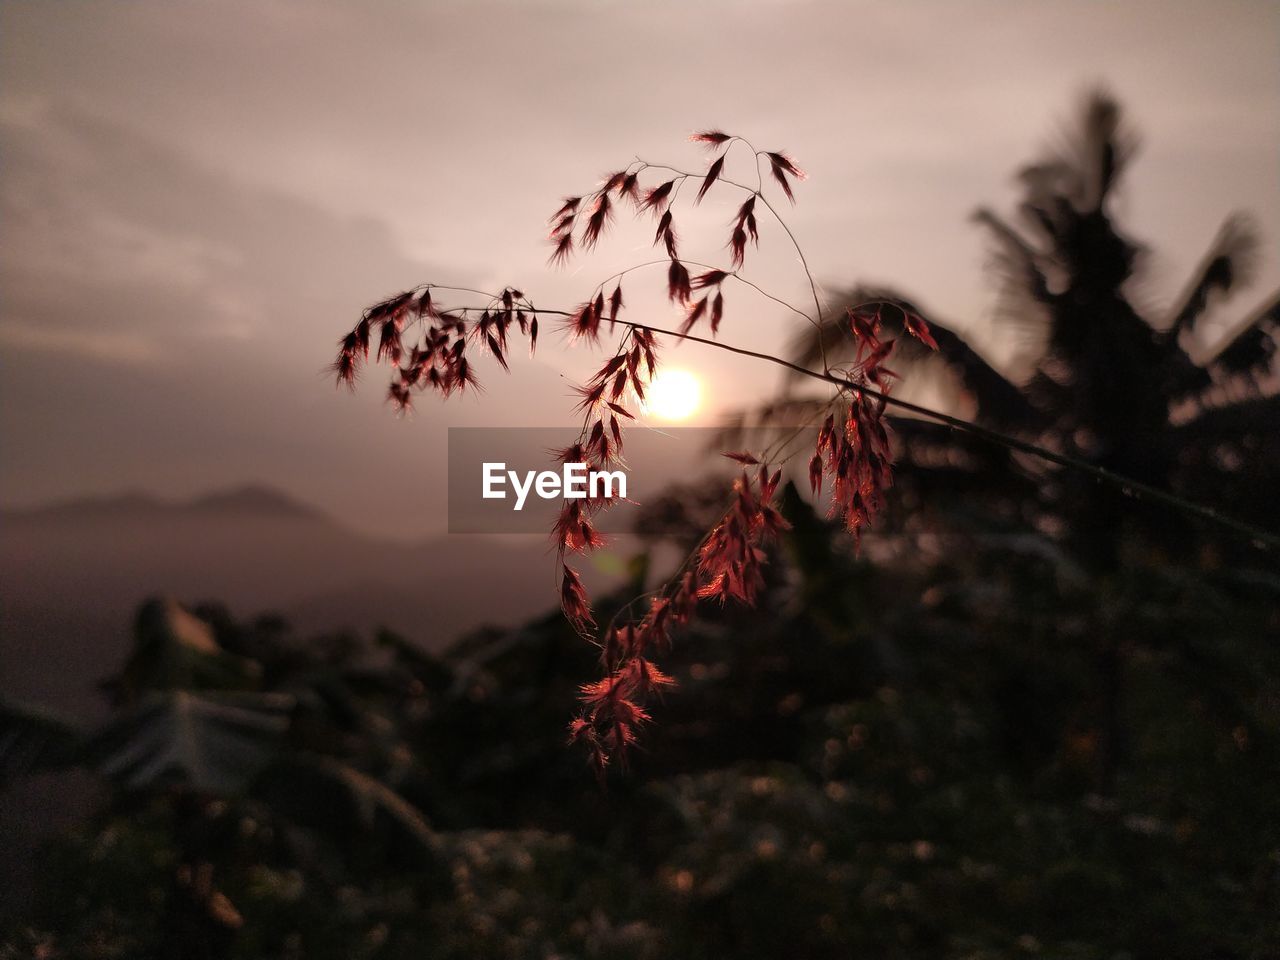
[3,0,1278,539]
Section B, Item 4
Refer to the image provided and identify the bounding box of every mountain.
[0,485,625,716]
[3,483,322,522]
[187,484,326,519]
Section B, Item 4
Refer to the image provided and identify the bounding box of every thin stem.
[600,414,823,638]
[381,277,1278,553]
[636,159,828,369]
[752,191,826,336]
[728,274,814,325]
[506,307,1278,553]
[555,257,816,340]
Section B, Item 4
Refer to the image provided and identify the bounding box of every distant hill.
[1,485,626,717]
[2,483,323,522]
[186,484,326,518]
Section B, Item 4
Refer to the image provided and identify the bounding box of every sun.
[645,368,702,421]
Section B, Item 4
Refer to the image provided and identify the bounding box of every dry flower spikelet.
[335,131,909,779]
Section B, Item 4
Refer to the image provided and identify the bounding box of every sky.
[2,0,1278,539]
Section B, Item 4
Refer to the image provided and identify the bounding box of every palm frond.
[1014,168,1072,245]
[1166,214,1260,336]
[1011,91,1136,220]
[972,208,1045,279]
[1199,287,1278,375]
[972,207,1056,351]
[1073,90,1136,211]
[789,286,1041,432]
[1165,288,1278,407]
[1209,327,1276,388]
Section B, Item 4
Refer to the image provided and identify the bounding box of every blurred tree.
[417,477,1280,958]
[6,498,1276,957]
[790,91,1276,559]
[777,90,1279,790]
[4,91,1278,960]
[1,599,447,958]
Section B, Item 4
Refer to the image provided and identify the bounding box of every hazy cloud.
[2,0,1276,536]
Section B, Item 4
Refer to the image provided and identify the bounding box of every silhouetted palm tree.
[790,89,1277,568]
[781,90,1278,792]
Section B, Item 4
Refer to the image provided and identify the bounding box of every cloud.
[0,104,485,532]
[0,104,439,343]
[0,319,165,365]
[1,0,1276,536]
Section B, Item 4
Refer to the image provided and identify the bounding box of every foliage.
[4,479,1279,957]
[784,92,1276,565]
[4,92,1279,959]
[331,99,1277,776]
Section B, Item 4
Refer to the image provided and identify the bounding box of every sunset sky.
[2,0,1277,539]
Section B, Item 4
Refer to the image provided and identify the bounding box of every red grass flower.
[560,564,594,628]
[729,226,748,269]
[904,312,939,351]
[641,180,675,212]
[654,210,678,259]
[582,193,613,250]
[765,151,806,203]
[680,295,708,335]
[695,155,725,204]
[690,130,732,147]
[667,260,692,304]
[549,233,574,266]
[334,131,872,781]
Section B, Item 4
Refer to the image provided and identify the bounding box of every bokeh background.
[3,0,1277,533]
[2,2,1279,957]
